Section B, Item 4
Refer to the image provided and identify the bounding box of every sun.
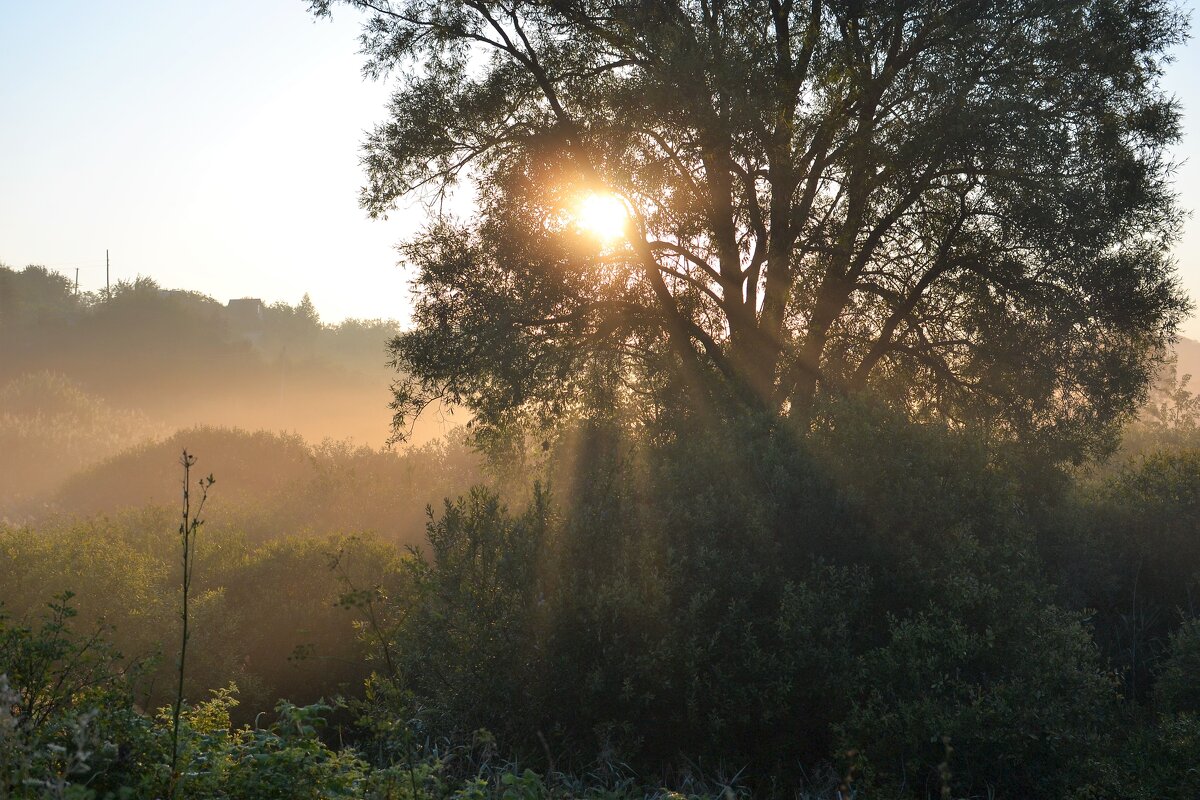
[574,192,629,242]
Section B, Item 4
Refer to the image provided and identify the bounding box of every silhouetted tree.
[315,0,1190,458]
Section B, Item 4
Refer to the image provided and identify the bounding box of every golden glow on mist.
[574,192,629,242]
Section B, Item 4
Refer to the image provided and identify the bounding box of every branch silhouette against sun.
[312,0,1191,460]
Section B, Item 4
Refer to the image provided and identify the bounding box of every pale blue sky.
[1,0,405,322]
[2,1,1200,336]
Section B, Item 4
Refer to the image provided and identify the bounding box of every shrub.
[350,405,1126,795]
[1157,618,1200,715]
[365,487,552,747]
[0,517,401,724]
[0,593,159,799]
[838,600,1117,798]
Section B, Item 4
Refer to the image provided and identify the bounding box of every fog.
[4,260,1200,779]
[0,263,467,521]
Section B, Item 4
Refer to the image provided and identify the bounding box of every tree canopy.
[316,0,1190,458]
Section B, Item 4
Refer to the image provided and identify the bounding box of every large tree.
[315,0,1189,458]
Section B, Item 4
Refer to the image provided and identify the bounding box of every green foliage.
[165,692,370,800]
[838,601,1116,798]
[373,488,552,743]
[339,404,1135,795]
[0,594,156,800]
[0,517,401,723]
[1127,362,1200,454]
[1045,448,1200,702]
[0,593,140,740]
[5,290,1200,795]
[1,610,736,800]
[1156,618,1200,715]
[2,402,1200,796]
[1074,711,1200,800]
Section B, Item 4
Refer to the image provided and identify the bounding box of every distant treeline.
[0,263,400,389]
[0,263,432,449]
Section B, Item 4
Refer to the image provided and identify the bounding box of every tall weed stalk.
[170,450,214,789]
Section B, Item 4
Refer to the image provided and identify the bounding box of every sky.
[2,1,1200,337]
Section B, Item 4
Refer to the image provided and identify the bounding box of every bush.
[0,516,402,723]
[359,487,552,747]
[349,405,1127,795]
[0,594,158,799]
[1054,450,1200,702]
[8,380,1200,796]
[1157,618,1200,715]
[838,600,1116,798]
[1,598,741,799]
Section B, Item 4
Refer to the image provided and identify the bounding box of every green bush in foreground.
[1,593,746,799]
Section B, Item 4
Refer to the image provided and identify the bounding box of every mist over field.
[0,265,468,516]
[6,2,1200,798]
[5,260,1198,527]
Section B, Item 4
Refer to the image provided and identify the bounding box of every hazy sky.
[2,1,1200,337]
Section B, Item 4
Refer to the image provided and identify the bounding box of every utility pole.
[75,268,79,295]
[106,249,110,299]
